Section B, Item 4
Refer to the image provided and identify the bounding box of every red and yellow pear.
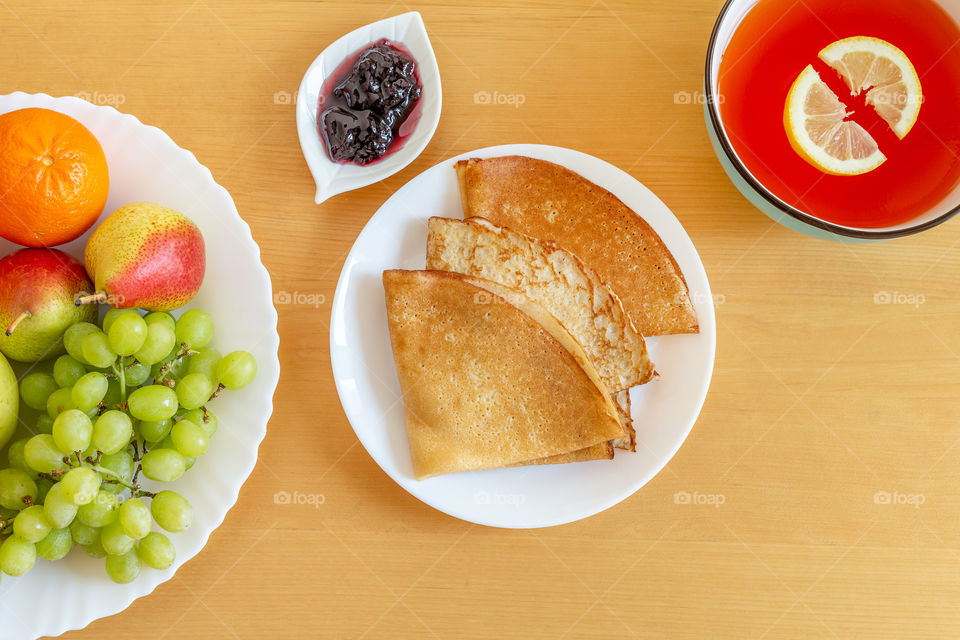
[0,248,97,362]
[81,202,206,312]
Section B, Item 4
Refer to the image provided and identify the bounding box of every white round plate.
[331,143,715,529]
[0,92,280,639]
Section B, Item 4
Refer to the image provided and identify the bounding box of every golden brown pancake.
[518,441,614,465]
[426,216,645,451]
[454,156,698,336]
[465,277,628,461]
[515,392,631,465]
[425,216,654,392]
[383,270,624,479]
[614,390,634,452]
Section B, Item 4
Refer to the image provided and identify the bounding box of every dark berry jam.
[318,39,423,165]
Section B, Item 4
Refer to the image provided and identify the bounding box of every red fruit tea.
[718,0,960,228]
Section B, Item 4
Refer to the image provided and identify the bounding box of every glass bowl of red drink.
[705,0,960,240]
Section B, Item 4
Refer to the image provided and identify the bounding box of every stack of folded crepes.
[383,156,699,479]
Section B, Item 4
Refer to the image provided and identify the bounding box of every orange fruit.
[0,108,109,247]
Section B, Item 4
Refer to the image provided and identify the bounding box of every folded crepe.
[454,156,698,337]
[426,217,654,391]
[514,391,630,465]
[522,441,613,465]
[426,216,651,450]
[383,270,624,479]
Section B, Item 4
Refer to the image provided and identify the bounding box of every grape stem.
[43,448,151,497]
[131,437,150,486]
[84,449,154,498]
[207,383,226,402]
[154,343,198,385]
[88,464,140,492]
[112,359,127,404]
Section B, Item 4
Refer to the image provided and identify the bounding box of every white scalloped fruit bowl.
[296,11,442,204]
[0,93,280,640]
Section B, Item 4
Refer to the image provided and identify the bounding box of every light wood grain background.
[3,0,959,637]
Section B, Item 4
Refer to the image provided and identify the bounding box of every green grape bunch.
[0,308,257,584]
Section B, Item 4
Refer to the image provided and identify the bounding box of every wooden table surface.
[5,0,959,637]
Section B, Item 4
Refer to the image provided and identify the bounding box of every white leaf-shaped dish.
[296,12,442,204]
[0,92,280,640]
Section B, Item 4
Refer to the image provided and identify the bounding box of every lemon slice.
[818,36,922,139]
[784,65,886,175]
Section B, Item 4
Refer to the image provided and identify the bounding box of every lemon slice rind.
[818,36,923,139]
[784,65,886,176]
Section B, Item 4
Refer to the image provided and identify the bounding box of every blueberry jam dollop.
[318,40,422,165]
